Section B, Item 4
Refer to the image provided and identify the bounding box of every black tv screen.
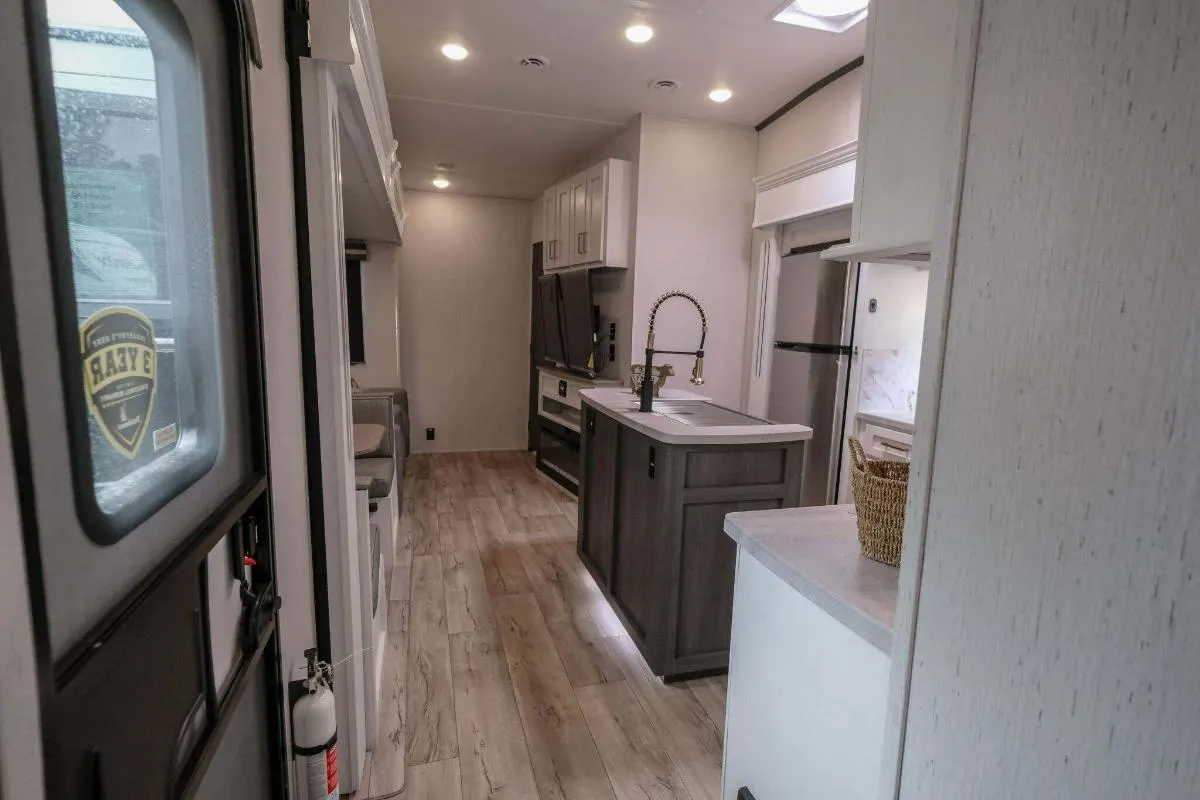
[537,274,567,366]
[559,270,596,375]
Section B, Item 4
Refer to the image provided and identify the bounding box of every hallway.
[362,452,726,800]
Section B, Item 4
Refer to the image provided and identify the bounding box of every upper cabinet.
[823,0,957,266]
[544,158,632,271]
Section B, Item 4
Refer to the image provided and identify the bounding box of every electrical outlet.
[869,298,878,313]
[426,427,436,441]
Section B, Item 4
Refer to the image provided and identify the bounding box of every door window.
[47,0,224,538]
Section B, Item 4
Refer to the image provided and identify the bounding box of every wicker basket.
[848,437,909,567]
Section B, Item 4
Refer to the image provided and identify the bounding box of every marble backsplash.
[859,348,921,413]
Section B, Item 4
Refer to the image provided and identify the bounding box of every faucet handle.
[690,356,705,386]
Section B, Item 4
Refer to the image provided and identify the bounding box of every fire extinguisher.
[293,648,339,800]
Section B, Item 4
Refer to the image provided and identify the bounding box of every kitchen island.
[721,504,899,800]
[576,387,812,680]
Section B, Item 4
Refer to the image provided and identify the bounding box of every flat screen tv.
[537,274,567,366]
[559,269,597,375]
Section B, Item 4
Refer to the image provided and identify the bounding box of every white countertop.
[724,504,899,653]
[858,408,916,435]
[580,387,813,445]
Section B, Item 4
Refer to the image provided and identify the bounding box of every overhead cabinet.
[543,158,632,271]
[823,0,957,266]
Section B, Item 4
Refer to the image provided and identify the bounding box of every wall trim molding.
[754,141,858,193]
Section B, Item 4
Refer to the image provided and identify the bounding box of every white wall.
[756,69,863,178]
[350,243,402,389]
[633,116,757,409]
[898,0,1200,796]
[250,0,315,684]
[398,191,532,453]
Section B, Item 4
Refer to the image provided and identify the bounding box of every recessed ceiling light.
[772,0,869,32]
[625,24,654,44]
[441,42,469,61]
[708,88,733,103]
[432,177,450,189]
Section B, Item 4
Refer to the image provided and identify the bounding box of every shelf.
[539,408,581,434]
[819,240,931,267]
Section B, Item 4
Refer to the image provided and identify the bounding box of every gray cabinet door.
[579,407,618,585]
[611,428,662,646]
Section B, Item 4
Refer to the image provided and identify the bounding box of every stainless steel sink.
[619,399,770,427]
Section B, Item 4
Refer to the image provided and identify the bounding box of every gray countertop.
[724,504,899,653]
[857,409,916,435]
[580,387,813,445]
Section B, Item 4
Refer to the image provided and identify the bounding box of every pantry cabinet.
[543,158,632,270]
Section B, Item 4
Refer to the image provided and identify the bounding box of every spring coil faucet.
[641,291,708,412]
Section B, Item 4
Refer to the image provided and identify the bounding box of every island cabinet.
[578,401,805,680]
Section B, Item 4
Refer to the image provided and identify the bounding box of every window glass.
[48,0,221,526]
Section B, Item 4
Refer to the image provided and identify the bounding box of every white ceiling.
[369,0,866,199]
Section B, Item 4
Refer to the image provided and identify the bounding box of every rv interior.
[1,0,1197,798]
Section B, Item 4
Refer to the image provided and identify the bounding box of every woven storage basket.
[848,436,909,567]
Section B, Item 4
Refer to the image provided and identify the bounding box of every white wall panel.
[900,0,1200,796]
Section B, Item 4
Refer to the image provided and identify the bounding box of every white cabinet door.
[852,0,956,249]
[569,173,588,266]
[543,187,559,269]
[583,162,607,264]
[554,181,573,270]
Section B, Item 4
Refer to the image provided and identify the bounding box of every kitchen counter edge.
[723,504,898,654]
[579,388,813,445]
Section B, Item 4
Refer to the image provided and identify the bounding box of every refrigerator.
[768,251,853,507]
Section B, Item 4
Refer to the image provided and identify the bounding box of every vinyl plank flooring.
[371,534,414,797]
[402,758,463,800]
[493,594,615,800]
[440,513,495,635]
[603,637,722,800]
[686,677,727,734]
[576,680,693,800]
[519,540,623,688]
[407,555,459,766]
[468,497,533,596]
[449,627,540,800]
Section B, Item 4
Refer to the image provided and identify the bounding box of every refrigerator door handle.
[774,341,853,356]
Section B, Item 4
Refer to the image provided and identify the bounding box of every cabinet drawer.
[860,422,913,462]
[540,372,582,408]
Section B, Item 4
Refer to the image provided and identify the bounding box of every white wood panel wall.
[898,0,1200,796]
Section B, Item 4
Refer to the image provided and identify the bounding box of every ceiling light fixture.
[432,177,450,189]
[771,0,868,32]
[708,88,733,103]
[441,42,469,61]
[625,24,654,44]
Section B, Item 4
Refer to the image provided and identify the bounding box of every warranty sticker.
[80,307,157,459]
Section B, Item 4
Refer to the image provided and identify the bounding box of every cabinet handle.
[578,232,584,255]
[587,412,595,433]
[581,231,588,255]
[648,446,656,478]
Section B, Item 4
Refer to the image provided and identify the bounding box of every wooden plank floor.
[362,451,726,800]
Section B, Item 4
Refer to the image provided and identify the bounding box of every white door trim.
[875,0,985,797]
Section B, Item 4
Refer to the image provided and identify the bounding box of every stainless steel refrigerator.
[767,251,852,507]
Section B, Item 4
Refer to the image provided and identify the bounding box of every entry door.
[0,0,285,795]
